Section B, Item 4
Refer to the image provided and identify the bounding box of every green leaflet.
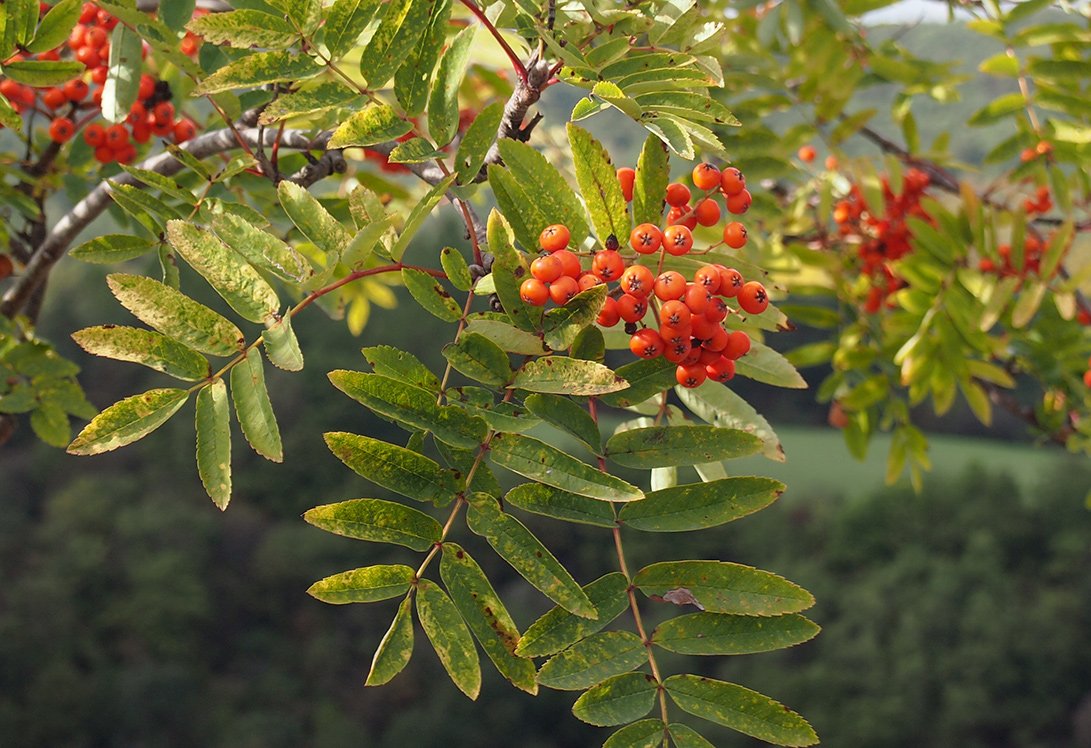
[734,341,808,389]
[307,564,415,604]
[212,213,312,284]
[67,388,189,456]
[504,482,616,528]
[496,139,590,244]
[265,0,321,33]
[388,137,445,163]
[104,275,240,356]
[262,316,304,372]
[676,381,784,462]
[567,123,629,245]
[599,357,676,408]
[428,23,475,146]
[517,580,629,659]
[537,631,646,691]
[542,285,607,351]
[633,561,814,616]
[109,181,183,227]
[440,247,472,291]
[485,209,538,332]
[257,80,358,124]
[277,181,351,257]
[187,10,299,48]
[1,60,85,86]
[166,221,280,324]
[652,612,820,655]
[634,91,739,125]
[327,103,412,149]
[442,332,513,386]
[324,0,381,59]
[487,163,548,253]
[667,723,716,748]
[488,433,643,502]
[195,380,232,510]
[619,477,784,532]
[118,166,195,205]
[324,431,460,504]
[401,267,462,322]
[464,317,548,355]
[466,494,597,618]
[394,0,450,116]
[606,425,763,468]
[571,325,605,362]
[328,371,487,449]
[523,394,600,452]
[664,675,818,747]
[603,720,664,748]
[366,597,414,686]
[416,579,481,699]
[361,345,440,391]
[30,403,70,448]
[512,357,628,396]
[454,101,504,184]
[632,134,669,227]
[193,50,320,95]
[389,173,457,261]
[101,24,141,123]
[26,0,80,54]
[571,672,658,727]
[304,498,441,551]
[72,325,209,381]
[440,543,538,694]
[359,0,432,89]
[230,348,283,463]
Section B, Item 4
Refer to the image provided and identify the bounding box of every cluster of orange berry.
[1019,140,1053,163]
[517,163,770,389]
[833,168,933,314]
[0,3,198,164]
[1022,184,1053,216]
[978,234,1054,279]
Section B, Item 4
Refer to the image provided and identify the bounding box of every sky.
[863,0,973,24]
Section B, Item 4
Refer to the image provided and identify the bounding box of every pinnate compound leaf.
[402,268,462,322]
[652,612,819,656]
[524,393,601,452]
[187,9,299,48]
[362,345,440,391]
[67,388,188,455]
[328,102,412,149]
[307,564,415,604]
[443,332,513,386]
[599,357,676,408]
[537,631,646,691]
[440,543,538,694]
[324,0,381,58]
[619,477,784,532]
[428,24,475,146]
[304,498,441,551]
[193,50,320,95]
[166,221,280,324]
[72,326,210,381]
[416,579,481,699]
[667,723,716,748]
[512,357,627,396]
[106,274,244,357]
[504,483,616,528]
[489,433,643,502]
[496,139,589,243]
[195,380,232,510]
[664,675,818,747]
[366,597,414,686]
[324,432,460,504]
[634,561,814,616]
[467,494,597,618]
[212,213,311,284]
[517,573,629,658]
[567,123,630,245]
[262,316,304,372]
[230,348,283,463]
[632,133,669,227]
[606,425,762,469]
[603,720,665,748]
[328,371,486,449]
[571,672,658,727]
[677,381,784,462]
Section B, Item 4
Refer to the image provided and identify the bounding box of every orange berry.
[91,65,108,85]
[592,249,624,282]
[620,264,655,297]
[720,167,745,196]
[173,118,196,143]
[654,271,687,301]
[552,249,582,279]
[705,296,728,324]
[531,254,563,283]
[520,277,549,305]
[798,145,816,163]
[539,223,570,253]
[738,281,769,315]
[629,329,664,359]
[42,87,66,109]
[663,225,694,256]
[718,267,744,298]
[683,284,710,315]
[617,293,648,323]
[703,326,729,352]
[1035,140,1053,156]
[676,363,707,388]
[104,124,128,148]
[706,356,736,383]
[180,35,199,56]
[1084,369,1091,388]
[723,330,751,360]
[63,79,89,101]
[659,299,691,328]
[153,101,174,125]
[1020,148,1036,163]
[723,222,747,249]
[695,199,721,227]
[578,273,602,292]
[549,275,580,305]
[663,340,692,363]
[617,167,636,202]
[85,26,108,48]
[693,266,721,294]
[726,189,752,215]
[75,47,99,67]
[83,122,105,147]
[665,182,691,207]
[138,74,155,100]
[824,155,839,170]
[690,314,718,341]
[629,223,663,254]
[93,145,113,163]
[48,117,75,143]
[659,323,691,346]
[667,205,698,230]
[597,296,620,327]
[692,163,721,191]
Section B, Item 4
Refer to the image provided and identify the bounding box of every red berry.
[48,117,75,143]
[552,249,582,279]
[549,275,580,305]
[104,123,128,148]
[1084,370,1091,388]
[738,281,769,314]
[138,74,155,100]
[692,163,721,191]
[63,79,89,101]
[520,277,549,305]
[705,297,728,324]
[663,225,694,256]
[695,199,721,227]
[666,182,691,207]
[173,118,196,143]
[93,145,114,163]
[629,223,662,255]
[539,224,570,253]
[79,3,97,23]
[180,35,198,55]
[683,284,710,315]
[85,26,108,49]
[592,250,624,282]
[131,122,151,144]
[617,167,635,202]
[694,266,721,294]
[620,264,655,297]
[667,205,698,230]
[75,47,100,67]
[629,329,664,359]
[0,254,12,280]
[681,346,703,366]
[42,87,66,109]
[723,330,751,360]
[83,122,105,147]
[91,65,108,84]
[578,273,602,292]
[597,296,620,327]
[720,167,745,196]
[153,101,174,125]
[703,326,729,352]
[654,271,687,301]
[69,24,87,48]
[617,293,648,323]
[723,222,747,249]
[664,340,692,363]
[798,145,816,163]
[97,10,118,29]
[659,299,691,328]
[706,356,736,383]
[718,267,744,298]
[690,314,718,341]
[531,254,563,283]
[726,189,752,215]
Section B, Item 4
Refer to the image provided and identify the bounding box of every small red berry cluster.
[0,3,198,164]
[1019,140,1052,163]
[518,163,770,389]
[1021,185,1053,216]
[978,232,1060,280]
[1083,356,1091,389]
[833,168,933,314]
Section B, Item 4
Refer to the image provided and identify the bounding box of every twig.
[458,0,528,83]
